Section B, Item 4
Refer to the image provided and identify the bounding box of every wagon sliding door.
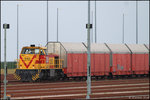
[106,44,131,76]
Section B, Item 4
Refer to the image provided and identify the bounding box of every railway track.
[0,77,149,99]
[1,73,149,84]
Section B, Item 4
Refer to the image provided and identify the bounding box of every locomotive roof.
[23,46,46,49]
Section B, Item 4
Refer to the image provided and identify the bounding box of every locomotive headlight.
[20,65,22,68]
[33,65,35,68]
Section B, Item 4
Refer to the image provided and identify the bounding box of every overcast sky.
[1,1,149,61]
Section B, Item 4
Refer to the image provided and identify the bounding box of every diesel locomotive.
[14,44,65,81]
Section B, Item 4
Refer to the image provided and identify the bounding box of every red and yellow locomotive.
[14,45,64,81]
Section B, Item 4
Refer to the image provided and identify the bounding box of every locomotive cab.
[19,47,46,69]
[14,46,46,81]
[14,45,64,81]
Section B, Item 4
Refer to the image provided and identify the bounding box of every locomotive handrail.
[47,58,64,69]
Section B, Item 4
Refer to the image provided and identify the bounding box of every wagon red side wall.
[112,54,131,75]
[67,53,87,77]
[145,54,149,73]
[132,54,149,74]
[66,53,110,77]
[91,54,110,76]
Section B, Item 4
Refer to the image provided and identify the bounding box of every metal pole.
[86,0,91,99]
[17,4,19,68]
[3,24,9,99]
[46,0,49,64]
[57,8,58,42]
[91,11,93,43]
[136,1,138,44]
[122,13,124,43]
[4,28,7,99]
[47,0,48,43]
[95,0,97,43]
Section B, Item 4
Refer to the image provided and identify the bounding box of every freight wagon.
[14,42,149,81]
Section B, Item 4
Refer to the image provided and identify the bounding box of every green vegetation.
[0,62,16,74]
[1,62,17,69]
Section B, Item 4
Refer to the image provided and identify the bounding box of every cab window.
[22,48,39,54]
[40,49,45,55]
[35,49,39,54]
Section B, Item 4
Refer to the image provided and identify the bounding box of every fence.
[1,62,17,69]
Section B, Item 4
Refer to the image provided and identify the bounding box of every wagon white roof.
[61,42,87,53]
[84,43,110,53]
[107,44,130,54]
[127,44,148,54]
[145,44,149,49]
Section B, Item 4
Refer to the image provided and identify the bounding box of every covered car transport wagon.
[47,42,111,77]
[47,42,87,77]
[105,43,131,76]
[126,44,149,75]
[63,42,87,77]
[47,42,149,77]
[83,43,110,76]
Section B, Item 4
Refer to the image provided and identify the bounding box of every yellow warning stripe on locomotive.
[13,73,21,80]
[32,74,39,81]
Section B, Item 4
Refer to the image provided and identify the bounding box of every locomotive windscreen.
[21,48,40,54]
